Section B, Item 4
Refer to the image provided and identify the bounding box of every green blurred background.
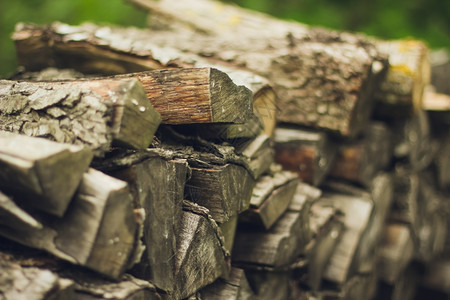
[1,0,449,77]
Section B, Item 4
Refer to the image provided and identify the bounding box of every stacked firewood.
[1,0,449,299]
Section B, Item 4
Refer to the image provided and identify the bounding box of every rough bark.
[273,127,336,186]
[0,169,137,279]
[239,169,299,229]
[328,122,393,187]
[107,155,188,292]
[374,40,430,117]
[127,0,389,138]
[0,77,160,156]
[12,22,275,134]
[0,131,92,217]
[174,201,230,299]
[198,268,254,300]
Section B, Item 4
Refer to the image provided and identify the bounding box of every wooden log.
[374,40,430,117]
[127,0,389,138]
[244,270,291,300]
[376,263,419,300]
[0,190,43,232]
[424,86,450,127]
[0,131,92,217]
[174,201,230,299]
[0,251,75,300]
[434,133,450,192]
[218,215,238,255]
[12,22,275,133]
[234,134,274,180]
[239,169,299,229]
[0,169,138,279]
[232,209,306,268]
[186,162,256,224]
[0,77,160,156]
[274,126,336,186]
[318,190,373,285]
[198,267,255,300]
[328,122,393,187]
[107,155,188,292]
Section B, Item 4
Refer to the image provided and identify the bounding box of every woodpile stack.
[1,0,449,299]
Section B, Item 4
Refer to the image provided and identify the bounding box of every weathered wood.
[0,131,92,217]
[424,86,450,127]
[128,0,389,138]
[239,169,299,229]
[108,155,188,292]
[0,169,137,279]
[218,215,238,255]
[0,190,43,232]
[198,268,254,300]
[234,134,274,180]
[318,190,373,285]
[0,77,160,156]
[374,40,430,117]
[274,127,336,186]
[0,251,74,300]
[12,22,274,132]
[186,162,256,224]
[378,223,415,284]
[328,122,393,187]
[232,210,305,268]
[244,270,291,300]
[174,201,230,299]
[72,274,165,300]
[434,133,450,191]
[376,263,419,300]
[430,49,450,95]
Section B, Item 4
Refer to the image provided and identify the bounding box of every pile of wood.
[1,0,449,299]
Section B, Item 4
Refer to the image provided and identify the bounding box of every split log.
[72,274,165,300]
[239,169,299,229]
[328,122,393,187]
[198,268,254,300]
[0,190,43,233]
[0,251,74,300]
[107,154,188,292]
[234,134,274,180]
[174,201,230,299]
[218,215,238,255]
[12,22,275,134]
[0,131,92,217]
[430,49,450,94]
[186,162,255,224]
[0,169,137,279]
[376,263,419,300]
[424,86,450,127]
[244,270,291,300]
[127,0,389,138]
[0,77,160,156]
[274,127,336,186]
[318,190,373,285]
[232,210,306,268]
[374,40,430,117]
[316,273,378,300]
[434,133,450,191]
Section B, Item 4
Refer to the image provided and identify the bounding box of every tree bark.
[239,169,299,230]
[0,77,160,156]
[273,127,336,186]
[0,169,138,279]
[0,131,92,217]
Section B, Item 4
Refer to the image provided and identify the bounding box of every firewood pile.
[1,0,449,299]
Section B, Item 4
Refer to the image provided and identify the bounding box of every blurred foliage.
[1,0,449,77]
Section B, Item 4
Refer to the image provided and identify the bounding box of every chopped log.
[186,162,256,224]
[107,155,188,292]
[0,77,160,156]
[234,134,274,180]
[0,251,74,300]
[0,131,92,217]
[316,273,378,300]
[328,122,393,187]
[198,267,255,300]
[374,40,430,117]
[0,190,43,232]
[219,215,238,255]
[239,169,299,229]
[127,0,389,138]
[305,202,345,292]
[0,169,137,279]
[232,210,305,268]
[378,223,415,284]
[390,109,438,171]
[174,201,230,299]
[244,270,291,300]
[318,190,373,285]
[274,126,336,186]
[424,86,450,127]
[434,133,450,191]
[12,22,274,132]
[72,274,165,300]
[376,263,419,300]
